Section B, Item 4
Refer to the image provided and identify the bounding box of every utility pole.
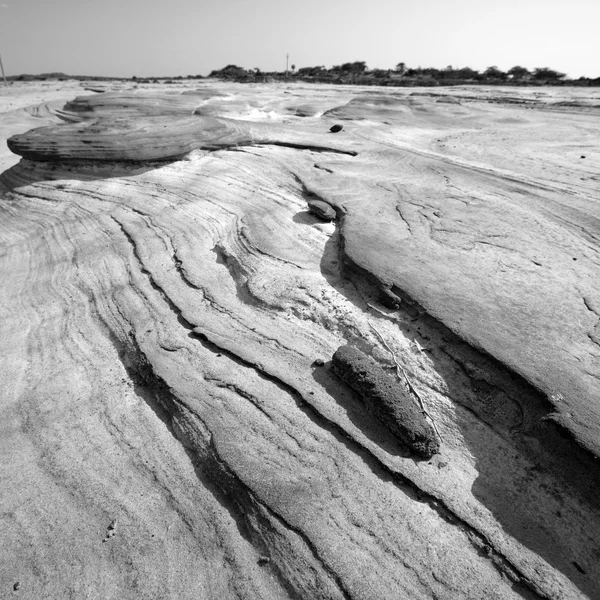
[0,52,7,87]
[285,53,289,77]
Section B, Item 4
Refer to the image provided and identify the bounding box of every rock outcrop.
[1,81,600,600]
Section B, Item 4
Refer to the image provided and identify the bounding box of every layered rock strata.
[1,82,600,599]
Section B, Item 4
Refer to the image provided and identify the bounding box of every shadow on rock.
[317,220,600,597]
[432,335,600,598]
[0,157,172,193]
[292,210,322,226]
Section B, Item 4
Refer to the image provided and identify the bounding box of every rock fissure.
[582,296,599,316]
[239,227,305,270]
[171,253,203,291]
[395,204,415,236]
[113,346,349,600]
[112,337,306,600]
[190,331,550,598]
[207,438,355,600]
[255,141,357,156]
[110,214,198,332]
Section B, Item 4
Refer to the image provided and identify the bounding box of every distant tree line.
[208,62,600,87]
[6,64,598,87]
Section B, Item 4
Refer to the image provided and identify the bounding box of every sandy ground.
[1,80,600,600]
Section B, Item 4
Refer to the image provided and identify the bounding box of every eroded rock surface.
[1,81,600,599]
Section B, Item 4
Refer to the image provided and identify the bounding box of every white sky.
[0,0,598,78]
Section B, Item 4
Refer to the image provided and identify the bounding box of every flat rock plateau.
[1,80,600,600]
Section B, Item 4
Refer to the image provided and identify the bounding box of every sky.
[0,0,599,79]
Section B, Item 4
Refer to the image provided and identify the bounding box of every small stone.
[573,561,586,574]
[103,519,117,542]
[258,555,270,565]
[329,124,343,133]
[13,582,20,591]
[379,288,402,309]
[312,358,325,367]
[307,200,336,222]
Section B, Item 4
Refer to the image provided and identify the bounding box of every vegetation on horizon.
[208,62,599,87]
[5,63,598,87]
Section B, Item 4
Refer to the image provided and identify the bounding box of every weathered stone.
[331,345,439,458]
[307,199,336,221]
[378,287,402,309]
[292,104,320,117]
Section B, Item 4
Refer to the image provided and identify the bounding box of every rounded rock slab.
[7,115,254,162]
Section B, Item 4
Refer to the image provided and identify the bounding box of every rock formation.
[1,81,600,599]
